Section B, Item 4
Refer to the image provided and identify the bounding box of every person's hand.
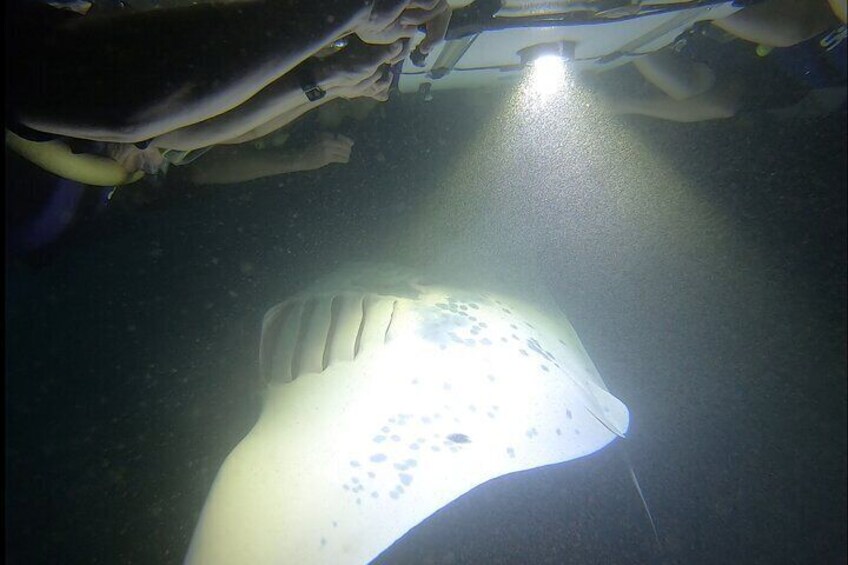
[340,66,394,102]
[289,133,354,171]
[356,0,449,44]
[408,0,452,54]
[107,143,165,174]
[316,38,405,91]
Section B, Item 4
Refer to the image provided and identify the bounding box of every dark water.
[5,91,846,565]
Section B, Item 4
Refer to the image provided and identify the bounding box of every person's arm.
[11,1,373,143]
[222,60,394,146]
[12,0,444,143]
[187,133,354,185]
[151,40,401,151]
[213,95,343,148]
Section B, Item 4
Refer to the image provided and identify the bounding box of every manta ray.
[185,264,630,564]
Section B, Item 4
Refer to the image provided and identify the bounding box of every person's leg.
[828,0,847,23]
[604,82,742,122]
[633,49,716,100]
[712,0,838,47]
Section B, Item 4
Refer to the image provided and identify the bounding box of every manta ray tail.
[619,444,661,553]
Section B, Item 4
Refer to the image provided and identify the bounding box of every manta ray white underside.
[185,264,629,564]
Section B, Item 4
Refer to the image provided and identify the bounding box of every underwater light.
[517,41,576,66]
[527,53,567,97]
[516,41,575,98]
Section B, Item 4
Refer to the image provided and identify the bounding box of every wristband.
[298,66,326,102]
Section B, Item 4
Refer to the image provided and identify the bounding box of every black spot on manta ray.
[446,433,471,444]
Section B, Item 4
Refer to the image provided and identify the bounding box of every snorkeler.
[6,0,452,186]
[598,0,846,122]
[7,0,451,144]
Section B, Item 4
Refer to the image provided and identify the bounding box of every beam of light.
[400,59,762,309]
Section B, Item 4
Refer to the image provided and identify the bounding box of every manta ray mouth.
[260,292,401,385]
